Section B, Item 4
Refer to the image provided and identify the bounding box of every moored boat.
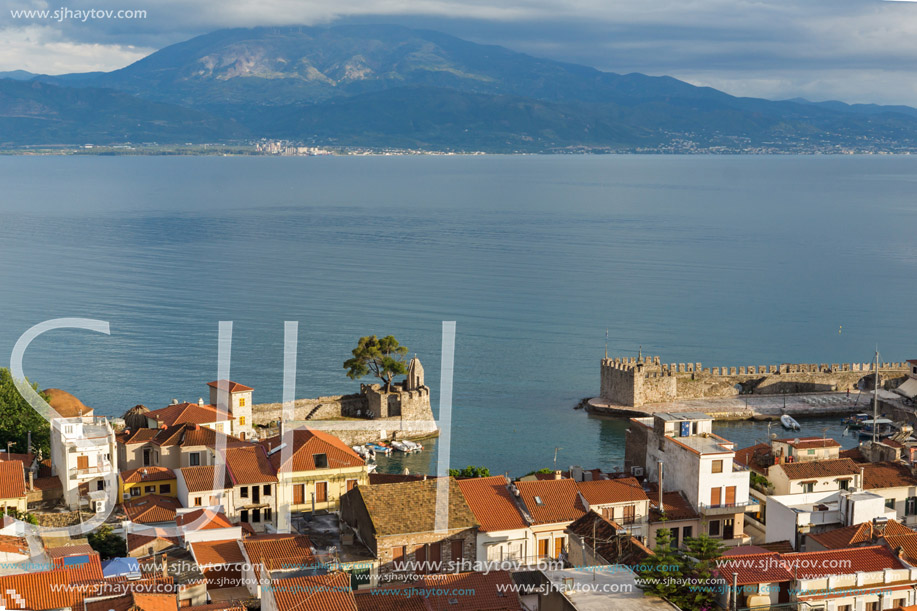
[780,414,801,431]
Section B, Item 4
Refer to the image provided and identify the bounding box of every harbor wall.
[600,356,909,408]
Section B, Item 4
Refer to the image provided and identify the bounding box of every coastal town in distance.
[1,338,917,611]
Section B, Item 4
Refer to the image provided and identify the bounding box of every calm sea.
[1,155,914,475]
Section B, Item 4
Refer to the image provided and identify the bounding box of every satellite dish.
[793,438,800,445]
[770,433,778,440]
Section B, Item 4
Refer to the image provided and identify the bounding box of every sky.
[3,0,917,105]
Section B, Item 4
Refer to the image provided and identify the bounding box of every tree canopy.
[0,368,51,457]
[88,524,126,560]
[448,465,491,478]
[344,335,409,392]
[637,528,725,610]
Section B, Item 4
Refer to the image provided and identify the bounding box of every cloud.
[3,0,917,104]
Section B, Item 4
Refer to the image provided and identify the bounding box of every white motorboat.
[780,414,801,431]
[391,441,412,453]
[403,440,423,452]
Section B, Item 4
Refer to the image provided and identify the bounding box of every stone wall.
[600,356,909,407]
[251,394,367,423]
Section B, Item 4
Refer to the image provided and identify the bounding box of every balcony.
[698,498,759,516]
[71,458,113,480]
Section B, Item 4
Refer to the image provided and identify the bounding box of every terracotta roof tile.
[515,479,586,525]
[207,380,253,393]
[176,508,233,531]
[126,531,181,555]
[567,512,653,566]
[716,552,794,586]
[783,545,904,578]
[456,476,529,532]
[242,534,315,571]
[261,429,364,473]
[733,443,771,474]
[146,403,231,429]
[52,551,104,584]
[179,465,232,493]
[118,428,161,445]
[0,534,28,555]
[86,592,178,611]
[222,445,277,485]
[46,543,94,558]
[576,477,648,506]
[190,539,245,567]
[776,437,842,449]
[184,604,247,611]
[355,588,429,611]
[862,462,917,489]
[775,458,861,480]
[368,473,428,485]
[839,447,867,462]
[804,521,914,550]
[270,571,356,611]
[646,486,700,522]
[417,571,522,611]
[353,478,478,536]
[121,466,176,484]
[123,495,183,524]
[0,460,28,498]
[0,570,73,610]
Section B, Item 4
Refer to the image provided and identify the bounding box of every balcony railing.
[697,498,759,515]
[71,459,113,479]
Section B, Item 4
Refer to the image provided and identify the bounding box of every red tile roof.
[123,495,183,524]
[783,545,904,578]
[242,534,315,571]
[0,459,28,499]
[0,535,28,555]
[176,508,234,531]
[576,477,648,506]
[86,592,178,611]
[190,539,245,567]
[417,571,523,611]
[207,380,253,393]
[456,475,529,532]
[733,443,771,475]
[775,458,861,480]
[776,437,842,449]
[716,553,794,586]
[646,486,700,522]
[862,462,917,489]
[515,479,586,525]
[269,571,356,611]
[0,570,73,610]
[46,543,95,558]
[261,428,365,473]
[121,466,176,484]
[126,531,181,555]
[223,445,277,485]
[806,520,913,550]
[355,588,429,611]
[179,465,232,493]
[52,551,104,584]
[146,403,231,429]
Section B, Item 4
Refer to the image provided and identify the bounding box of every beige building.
[0,461,28,514]
[143,380,254,440]
[768,458,862,496]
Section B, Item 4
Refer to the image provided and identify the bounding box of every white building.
[456,475,534,564]
[50,416,118,510]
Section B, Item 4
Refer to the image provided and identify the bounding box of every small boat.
[391,441,413,453]
[403,440,423,452]
[842,413,870,429]
[780,414,801,431]
[366,443,392,456]
[859,418,897,439]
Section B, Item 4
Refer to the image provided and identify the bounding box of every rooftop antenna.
[873,347,880,445]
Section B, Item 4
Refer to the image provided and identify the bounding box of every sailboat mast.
[873,348,879,445]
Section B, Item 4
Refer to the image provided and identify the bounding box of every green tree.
[0,368,51,457]
[4,507,37,525]
[637,524,684,601]
[448,465,491,478]
[523,468,555,477]
[88,525,126,560]
[344,335,409,392]
[680,534,727,610]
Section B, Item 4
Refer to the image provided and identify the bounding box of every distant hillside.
[12,24,917,151]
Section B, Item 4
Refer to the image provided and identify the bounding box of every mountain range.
[4,24,917,152]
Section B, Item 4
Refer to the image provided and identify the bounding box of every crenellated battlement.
[599,354,908,407]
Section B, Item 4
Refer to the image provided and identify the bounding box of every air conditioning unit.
[631,466,644,477]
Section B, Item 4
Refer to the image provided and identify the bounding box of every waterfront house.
[861,461,917,527]
[0,459,28,514]
[625,412,753,547]
[514,478,586,561]
[222,445,278,532]
[259,427,368,531]
[456,474,533,564]
[176,465,233,511]
[144,381,254,440]
[575,477,651,540]
[768,458,863,496]
[119,466,177,501]
[340,477,478,577]
[645,484,702,549]
[50,415,118,510]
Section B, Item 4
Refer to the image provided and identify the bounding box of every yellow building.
[259,428,369,531]
[119,466,178,503]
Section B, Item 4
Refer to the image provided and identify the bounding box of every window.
[316,481,328,503]
[430,542,442,571]
[709,520,721,537]
[907,496,917,516]
[451,539,464,567]
[240,486,248,499]
[145,485,155,493]
[886,498,896,509]
[710,488,721,507]
[293,484,305,505]
[239,397,246,407]
[347,479,358,492]
[712,460,723,473]
[239,416,245,426]
[130,487,141,497]
[723,518,735,539]
[622,505,636,524]
[263,484,270,496]
[807,449,815,455]
[866,602,879,611]
[189,453,200,467]
[159,484,171,494]
[537,539,549,558]
[802,482,815,493]
[264,508,271,521]
[194,497,202,507]
[252,509,261,523]
[534,496,544,506]
[893,600,906,610]
[77,455,89,470]
[240,509,249,523]
[313,453,328,469]
[837,605,852,611]
[392,546,407,570]
[839,479,850,491]
[97,480,105,491]
[681,526,692,542]
[554,537,565,559]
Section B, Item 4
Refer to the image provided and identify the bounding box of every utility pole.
[873,348,880,445]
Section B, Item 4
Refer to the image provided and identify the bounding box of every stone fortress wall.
[600,355,909,408]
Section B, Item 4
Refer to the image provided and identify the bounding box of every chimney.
[859,466,865,489]
[554,470,563,480]
[27,432,31,453]
[198,398,204,406]
[657,460,664,514]
[28,471,34,492]
[162,553,168,578]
